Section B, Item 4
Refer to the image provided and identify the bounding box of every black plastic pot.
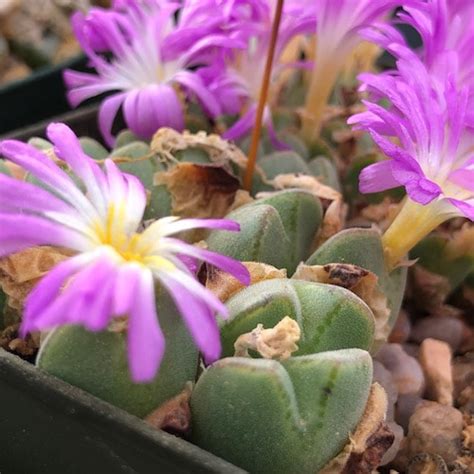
[0,55,90,136]
[0,102,103,143]
[0,349,245,474]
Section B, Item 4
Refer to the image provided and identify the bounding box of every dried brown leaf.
[313,198,348,249]
[154,162,240,241]
[0,246,72,311]
[206,262,286,303]
[151,127,247,169]
[144,384,192,437]
[320,383,393,474]
[268,173,341,201]
[0,324,39,360]
[233,316,301,360]
[293,263,390,346]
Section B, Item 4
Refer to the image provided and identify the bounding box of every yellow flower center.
[92,205,176,271]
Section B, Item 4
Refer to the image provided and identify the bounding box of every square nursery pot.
[0,109,245,473]
[0,55,92,137]
[0,102,102,143]
[0,349,245,474]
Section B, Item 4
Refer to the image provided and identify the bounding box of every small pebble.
[418,338,453,406]
[402,401,463,464]
[396,394,424,433]
[452,354,474,399]
[373,361,398,420]
[411,317,464,351]
[457,386,474,413]
[376,343,425,396]
[402,343,420,358]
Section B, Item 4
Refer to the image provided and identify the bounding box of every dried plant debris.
[144,384,192,437]
[320,383,394,474]
[312,198,348,249]
[0,246,72,311]
[205,262,286,303]
[151,127,249,170]
[267,173,341,202]
[154,162,240,236]
[233,316,301,360]
[406,453,449,474]
[0,323,39,360]
[360,197,401,232]
[293,263,390,346]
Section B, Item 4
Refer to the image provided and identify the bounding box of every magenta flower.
[64,0,241,146]
[199,0,316,147]
[348,53,473,268]
[301,0,417,141]
[0,123,250,382]
[362,0,474,100]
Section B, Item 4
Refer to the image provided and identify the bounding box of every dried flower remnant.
[0,123,250,382]
[64,0,242,145]
[349,51,474,269]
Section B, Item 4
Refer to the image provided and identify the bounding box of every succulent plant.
[307,156,341,192]
[191,348,373,474]
[207,190,323,274]
[36,291,199,418]
[258,150,310,179]
[306,228,407,333]
[220,278,375,357]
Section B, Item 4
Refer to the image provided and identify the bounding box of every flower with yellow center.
[0,123,250,382]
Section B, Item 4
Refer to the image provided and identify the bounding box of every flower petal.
[0,213,91,257]
[127,269,165,383]
[98,92,128,147]
[161,237,250,285]
[161,277,221,364]
[359,160,402,194]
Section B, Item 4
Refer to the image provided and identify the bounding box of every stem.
[382,198,447,271]
[301,58,341,143]
[243,0,284,191]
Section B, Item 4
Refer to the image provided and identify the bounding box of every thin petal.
[127,269,165,382]
[98,92,128,147]
[161,277,221,364]
[22,254,91,335]
[161,237,250,284]
[359,160,401,193]
[0,213,91,257]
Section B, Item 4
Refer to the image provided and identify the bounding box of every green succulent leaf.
[79,137,109,160]
[220,278,375,357]
[191,349,373,474]
[37,292,199,418]
[207,190,322,274]
[307,228,407,335]
[307,156,341,192]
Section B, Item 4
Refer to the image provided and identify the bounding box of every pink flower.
[0,123,250,382]
[64,0,243,146]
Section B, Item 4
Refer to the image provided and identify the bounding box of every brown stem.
[243,0,284,191]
